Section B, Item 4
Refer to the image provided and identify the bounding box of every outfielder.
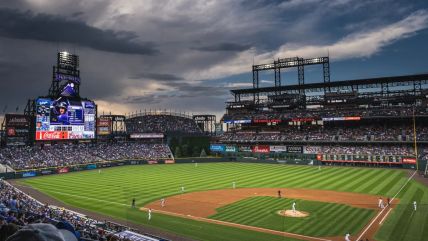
[292,202,296,213]
[148,208,152,220]
[413,201,417,211]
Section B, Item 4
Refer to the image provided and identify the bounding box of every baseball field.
[17,163,428,241]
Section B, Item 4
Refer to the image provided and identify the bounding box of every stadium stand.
[0,143,173,171]
[0,179,167,241]
[125,112,202,135]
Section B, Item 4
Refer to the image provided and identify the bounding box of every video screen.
[35,97,95,140]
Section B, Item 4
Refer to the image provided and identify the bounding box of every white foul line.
[356,170,417,240]
[379,208,392,225]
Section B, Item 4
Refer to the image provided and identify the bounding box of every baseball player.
[413,201,417,211]
[278,190,281,198]
[232,181,236,189]
[98,169,101,174]
[148,208,152,220]
[345,233,351,241]
[195,162,198,167]
[378,197,383,208]
[161,198,165,207]
[292,202,296,213]
[181,186,185,193]
[132,198,135,208]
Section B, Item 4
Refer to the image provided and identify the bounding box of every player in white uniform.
[292,202,296,213]
[232,181,236,189]
[161,198,165,207]
[413,201,417,211]
[148,208,152,220]
[181,186,185,192]
[378,197,384,208]
[345,233,351,241]
[98,169,101,174]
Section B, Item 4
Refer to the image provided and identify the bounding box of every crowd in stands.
[321,145,415,156]
[223,106,428,122]
[0,179,163,241]
[220,125,428,143]
[0,143,173,171]
[126,114,202,134]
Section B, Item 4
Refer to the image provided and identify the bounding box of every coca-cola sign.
[36,131,69,140]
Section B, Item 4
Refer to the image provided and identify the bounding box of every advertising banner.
[239,146,252,152]
[147,160,158,164]
[210,144,225,152]
[41,170,53,175]
[97,118,111,135]
[286,146,303,153]
[225,145,237,152]
[270,145,287,152]
[402,157,417,164]
[57,167,69,174]
[86,164,97,170]
[253,119,282,123]
[116,230,160,241]
[130,133,164,139]
[36,131,69,140]
[303,146,322,154]
[165,160,175,164]
[252,145,270,153]
[22,171,36,178]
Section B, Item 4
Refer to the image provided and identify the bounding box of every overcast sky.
[1,0,428,120]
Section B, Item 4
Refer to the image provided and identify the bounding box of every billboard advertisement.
[5,114,31,146]
[286,145,303,153]
[252,145,270,153]
[270,145,287,152]
[97,118,111,135]
[130,133,164,139]
[35,97,96,140]
[402,157,417,164]
[304,146,322,154]
[210,144,225,152]
[225,145,237,152]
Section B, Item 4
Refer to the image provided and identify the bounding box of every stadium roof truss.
[230,73,428,102]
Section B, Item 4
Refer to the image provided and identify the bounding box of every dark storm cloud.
[0,8,159,55]
[130,73,183,81]
[192,42,252,52]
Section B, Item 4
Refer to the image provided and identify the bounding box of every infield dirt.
[143,188,398,241]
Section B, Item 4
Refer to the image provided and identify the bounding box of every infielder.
[292,202,296,213]
[148,208,152,220]
[345,233,351,241]
[181,186,185,192]
[232,181,236,189]
[378,197,384,209]
[413,201,417,211]
[161,198,165,207]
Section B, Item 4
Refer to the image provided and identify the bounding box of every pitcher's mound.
[277,210,309,218]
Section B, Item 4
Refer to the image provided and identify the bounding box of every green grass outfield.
[19,163,428,241]
[210,196,375,236]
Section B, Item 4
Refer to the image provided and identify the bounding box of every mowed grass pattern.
[210,196,375,236]
[20,163,428,241]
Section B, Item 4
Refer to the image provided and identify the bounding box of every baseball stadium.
[1,2,428,241]
[0,51,427,241]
